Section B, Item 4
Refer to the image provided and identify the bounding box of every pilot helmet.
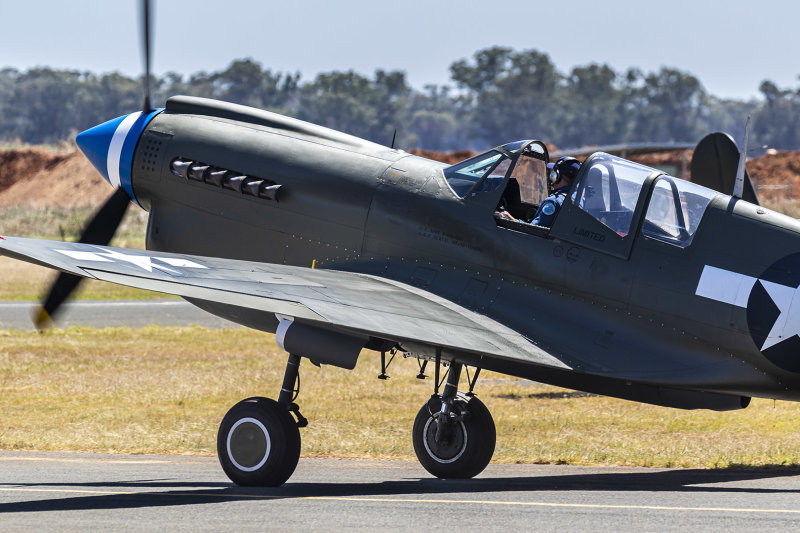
[547,156,581,185]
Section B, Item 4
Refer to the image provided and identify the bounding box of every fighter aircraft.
[3,2,800,487]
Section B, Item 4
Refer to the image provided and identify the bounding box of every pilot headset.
[548,156,581,185]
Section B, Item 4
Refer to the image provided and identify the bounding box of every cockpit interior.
[443,140,719,250]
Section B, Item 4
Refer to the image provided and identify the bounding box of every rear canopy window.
[642,177,716,247]
[571,153,653,236]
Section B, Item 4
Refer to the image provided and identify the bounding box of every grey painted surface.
[0,452,799,532]
[7,97,800,410]
[98,98,800,405]
[0,300,240,330]
[5,97,800,487]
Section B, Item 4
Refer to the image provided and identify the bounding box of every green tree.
[753,80,800,150]
[622,67,708,142]
[210,59,299,112]
[297,69,412,146]
[560,64,624,147]
[449,47,561,147]
[3,50,800,151]
[705,96,760,144]
[407,85,466,150]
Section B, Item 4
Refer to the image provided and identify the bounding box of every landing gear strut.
[217,353,305,486]
[412,357,496,479]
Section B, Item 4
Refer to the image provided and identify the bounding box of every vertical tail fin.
[690,130,759,204]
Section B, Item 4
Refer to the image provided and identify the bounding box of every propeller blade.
[33,188,131,329]
[141,0,153,113]
[72,186,132,246]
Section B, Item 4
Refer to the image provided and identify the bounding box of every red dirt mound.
[630,151,693,173]
[0,150,110,208]
[0,148,70,193]
[745,150,800,204]
[409,149,476,165]
[747,151,800,187]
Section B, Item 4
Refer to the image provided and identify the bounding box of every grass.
[764,196,800,218]
[0,140,75,154]
[0,206,160,301]
[0,206,147,248]
[1,200,799,466]
[0,257,169,301]
[1,326,799,468]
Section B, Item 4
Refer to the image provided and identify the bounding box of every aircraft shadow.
[1,466,799,513]
[493,391,597,400]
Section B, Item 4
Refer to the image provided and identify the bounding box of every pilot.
[495,156,581,227]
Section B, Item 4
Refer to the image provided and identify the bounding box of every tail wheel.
[217,397,301,486]
[412,393,495,479]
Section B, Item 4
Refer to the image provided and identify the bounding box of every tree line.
[1,47,798,151]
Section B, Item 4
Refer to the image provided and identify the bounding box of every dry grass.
[1,326,800,468]
[0,257,167,301]
[0,206,165,301]
[0,141,75,154]
[763,196,800,218]
[0,206,146,247]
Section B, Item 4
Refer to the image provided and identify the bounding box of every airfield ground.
[0,325,799,468]
[1,145,800,468]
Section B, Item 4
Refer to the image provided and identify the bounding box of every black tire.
[412,393,495,479]
[217,396,301,486]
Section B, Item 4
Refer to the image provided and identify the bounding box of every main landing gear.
[412,356,496,479]
[217,349,496,486]
[217,353,306,486]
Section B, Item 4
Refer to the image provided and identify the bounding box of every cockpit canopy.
[444,142,719,253]
[573,153,717,247]
[443,140,550,207]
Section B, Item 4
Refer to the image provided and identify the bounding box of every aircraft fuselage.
[128,96,800,408]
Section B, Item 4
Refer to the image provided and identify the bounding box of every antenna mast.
[733,116,751,199]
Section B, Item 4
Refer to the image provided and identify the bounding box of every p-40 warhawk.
[2,95,800,485]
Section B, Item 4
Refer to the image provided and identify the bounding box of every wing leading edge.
[0,236,570,371]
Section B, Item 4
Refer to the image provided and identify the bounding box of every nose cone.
[76,115,128,184]
[76,109,161,203]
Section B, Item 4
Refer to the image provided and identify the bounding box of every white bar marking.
[154,257,208,269]
[55,250,114,262]
[695,265,756,308]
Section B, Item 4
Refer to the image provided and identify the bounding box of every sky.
[2,0,798,100]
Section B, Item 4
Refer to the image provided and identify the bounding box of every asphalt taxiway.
[0,300,238,330]
[1,452,799,531]
[1,303,799,530]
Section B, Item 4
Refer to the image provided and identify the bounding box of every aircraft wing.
[0,236,569,371]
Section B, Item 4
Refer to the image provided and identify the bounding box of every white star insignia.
[758,280,800,351]
[94,249,177,274]
[697,265,800,352]
[55,248,207,276]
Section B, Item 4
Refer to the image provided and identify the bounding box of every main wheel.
[217,397,301,486]
[412,393,495,479]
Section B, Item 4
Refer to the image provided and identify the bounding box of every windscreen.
[444,150,508,197]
